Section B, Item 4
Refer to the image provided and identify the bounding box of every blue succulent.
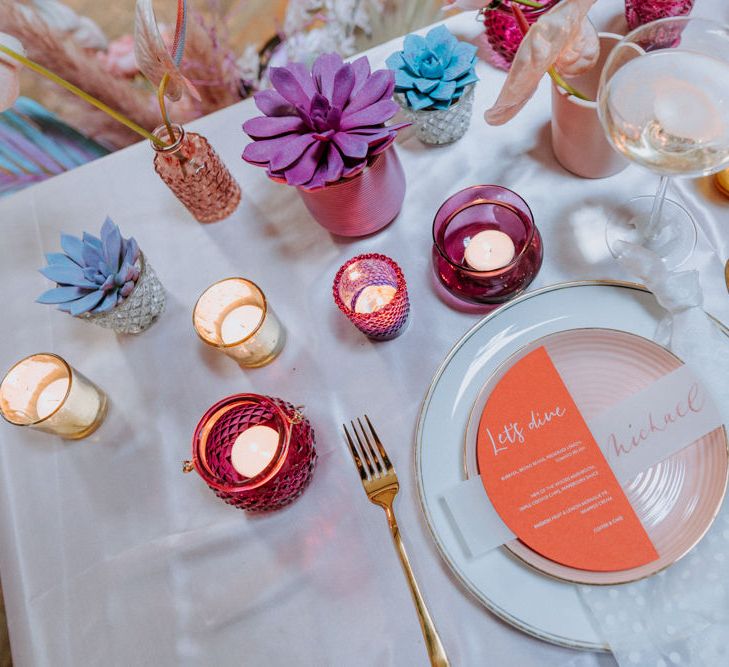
[386,25,479,111]
[37,217,141,316]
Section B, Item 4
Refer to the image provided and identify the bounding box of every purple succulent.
[242,53,408,191]
[37,217,141,316]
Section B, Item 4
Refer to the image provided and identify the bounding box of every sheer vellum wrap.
[573,242,729,667]
[615,241,729,411]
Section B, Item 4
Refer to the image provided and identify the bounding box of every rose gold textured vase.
[152,124,241,223]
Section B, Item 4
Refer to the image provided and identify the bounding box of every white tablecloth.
[1,2,728,665]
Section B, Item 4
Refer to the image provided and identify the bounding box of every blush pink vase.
[551,33,629,179]
[296,147,406,237]
[152,124,241,223]
[625,0,695,30]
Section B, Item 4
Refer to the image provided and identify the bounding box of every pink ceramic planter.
[296,147,406,237]
[551,33,629,179]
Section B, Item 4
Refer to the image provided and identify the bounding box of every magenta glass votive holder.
[432,185,543,305]
[333,253,410,340]
[187,394,317,512]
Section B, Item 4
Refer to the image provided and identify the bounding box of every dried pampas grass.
[0,0,244,149]
[0,0,158,147]
[182,14,242,117]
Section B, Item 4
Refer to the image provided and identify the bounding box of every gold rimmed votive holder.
[193,278,286,368]
[0,353,108,440]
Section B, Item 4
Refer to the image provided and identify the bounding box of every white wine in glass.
[598,18,729,269]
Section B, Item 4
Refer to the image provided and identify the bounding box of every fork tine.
[357,417,383,475]
[343,424,367,481]
[364,415,392,471]
[351,420,376,478]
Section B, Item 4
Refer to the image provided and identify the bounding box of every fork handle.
[385,508,450,667]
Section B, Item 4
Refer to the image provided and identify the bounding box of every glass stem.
[645,175,670,240]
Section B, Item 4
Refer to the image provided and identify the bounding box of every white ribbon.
[615,241,729,421]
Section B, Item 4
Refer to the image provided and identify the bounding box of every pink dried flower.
[97,34,138,78]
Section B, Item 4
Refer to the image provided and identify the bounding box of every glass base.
[61,390,108,440]
[606,196,697,271]
[233,327,287,369]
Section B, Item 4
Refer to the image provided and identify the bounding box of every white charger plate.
[415,280,685,651]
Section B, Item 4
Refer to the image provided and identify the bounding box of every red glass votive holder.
[432,185,543,305]
[186,394,317,512]
[332,253,410,340]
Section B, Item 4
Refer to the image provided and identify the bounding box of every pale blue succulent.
[37,217,141,316]
[386,25,479,111]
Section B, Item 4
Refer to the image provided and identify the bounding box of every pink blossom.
[97,34,138,78]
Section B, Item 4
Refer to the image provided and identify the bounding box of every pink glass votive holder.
[186,393,317,512]
[482,0,561,69]
[332,254,410,340]
[432,185,543,305]
[625,0,695,30]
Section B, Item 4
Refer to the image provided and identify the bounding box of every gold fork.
[343,416,450,667]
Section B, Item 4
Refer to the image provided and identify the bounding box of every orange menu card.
[477,346,658,572]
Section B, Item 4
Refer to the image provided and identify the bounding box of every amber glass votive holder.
[186,393,317,512]
[332,254,410,340]
[432,185,543,305]
[193,278,286,368]
[0,353,107,439]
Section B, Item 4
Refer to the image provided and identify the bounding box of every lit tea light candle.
[220,304,264,344]
[464,230,516,271]
[230,425,279,478]
[193,278,286,368]
[354,285,397,314]
[35,377,69,420]
[333,254,410,340]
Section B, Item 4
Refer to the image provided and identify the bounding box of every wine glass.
[597,17,729,269]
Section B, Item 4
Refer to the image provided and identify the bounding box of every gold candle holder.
[0,353,107,440]
[715,169,729,199]
[193,278,286,368]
